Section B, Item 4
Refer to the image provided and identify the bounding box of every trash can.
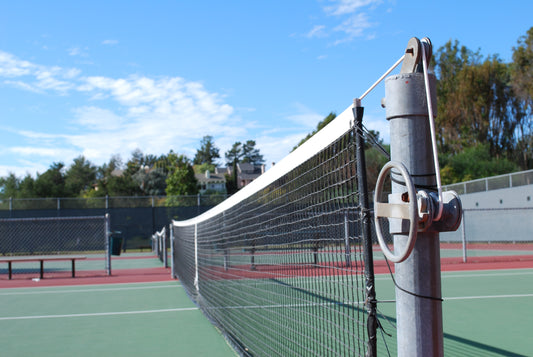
[110,231,123,256]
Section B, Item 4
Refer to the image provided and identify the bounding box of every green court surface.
[0,268,531,356]
[0,281,236,357]
[375,268,533,356]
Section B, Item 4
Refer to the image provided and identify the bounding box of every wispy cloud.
[68,46,89,57]
[102,39,119,46]
[324,0,380,16]
[333,12,373,44]
[0,51,80,93]
[0,49,321,176]
[307,0,383,44]
[307,25,327,38]
[0,51,247,171]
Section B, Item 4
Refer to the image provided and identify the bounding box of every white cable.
[358,54,405,102]
[420,41,444,221]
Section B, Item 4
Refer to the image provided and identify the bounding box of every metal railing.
[0,194,228,211]
[444,169,533,195]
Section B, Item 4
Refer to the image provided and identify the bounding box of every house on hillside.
[195,170,227,194]
[217,163,265,189]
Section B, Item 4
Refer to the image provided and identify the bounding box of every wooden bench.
[0,255,87,280]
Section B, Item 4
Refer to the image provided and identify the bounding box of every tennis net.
[171,104,379,356]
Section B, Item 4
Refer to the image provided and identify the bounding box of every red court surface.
[0,266,174,289]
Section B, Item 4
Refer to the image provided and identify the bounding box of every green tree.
[241,140,264,165]
[165,153,198,203]
[18,174,36,198]
[194,135,220,165]
[133,167,167,196]
[34,162,67,197]
[440,144,519,184]
[511,26,533,169]
[65,156,97,196]
[0,173,20,199]
[225,142,242,166]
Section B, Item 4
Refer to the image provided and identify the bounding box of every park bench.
[0,255,87,280]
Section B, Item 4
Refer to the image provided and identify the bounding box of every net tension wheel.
[374,161,418,263]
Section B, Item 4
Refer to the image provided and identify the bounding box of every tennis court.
[0,257,530,356]
[0,279,236,357]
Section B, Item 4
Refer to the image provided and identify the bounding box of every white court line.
[0,284,179,296]
[445,293,533,301]
[442,270,533,279]
[0,307,199,321]
[374,270,533,281]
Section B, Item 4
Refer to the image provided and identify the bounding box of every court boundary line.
[0,284,179,296]
[444,293,533,301]
[0,307,199,321]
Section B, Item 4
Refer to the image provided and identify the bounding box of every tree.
[434,39,527,176]
[165,153,198,197]
[194,136,220,166]
[133,167,167,196]
[18,174,36,198]
[224,140,264,166]
[0,173,20,199]
[225,142,242,166]
[65,156,97,196]
[511,27,533,169]
[440,144,519,184]
[34,162,67,197]
[241,140,264,165]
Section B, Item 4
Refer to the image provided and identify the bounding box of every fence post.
[461,210,467,263]
[384,38,443,356]
[105,213,111,276]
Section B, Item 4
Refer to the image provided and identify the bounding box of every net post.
[194,223,199,292]
[170,223,176,279]
[105,213,111,276]
[384,44,444,356]
[163,226,168,268]
[353,101,377,357]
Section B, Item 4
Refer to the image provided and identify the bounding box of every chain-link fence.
[0,194,226,250]
[439,207,533,262]
[0,215,109,279]
[369,206,533,265]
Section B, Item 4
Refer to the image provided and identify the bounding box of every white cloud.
[324,0,381,16]
[256,132,310,167]
[102,39,119,45]
[307,25,327,38]
[286,103,324,129]
[306,0,383,44]
[0,50,316,176]
[74,106,126,131]
[0,51,80,93]
[0,51,35,77]
[333,12,373,44]
[9,146,77,158]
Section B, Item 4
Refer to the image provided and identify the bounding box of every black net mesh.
[172,128,374,356]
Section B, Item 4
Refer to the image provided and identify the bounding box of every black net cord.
[353,105,378,357]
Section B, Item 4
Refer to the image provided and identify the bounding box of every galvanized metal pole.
[385,71,443,356]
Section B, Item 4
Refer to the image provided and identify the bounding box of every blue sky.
[0,0,531,178]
